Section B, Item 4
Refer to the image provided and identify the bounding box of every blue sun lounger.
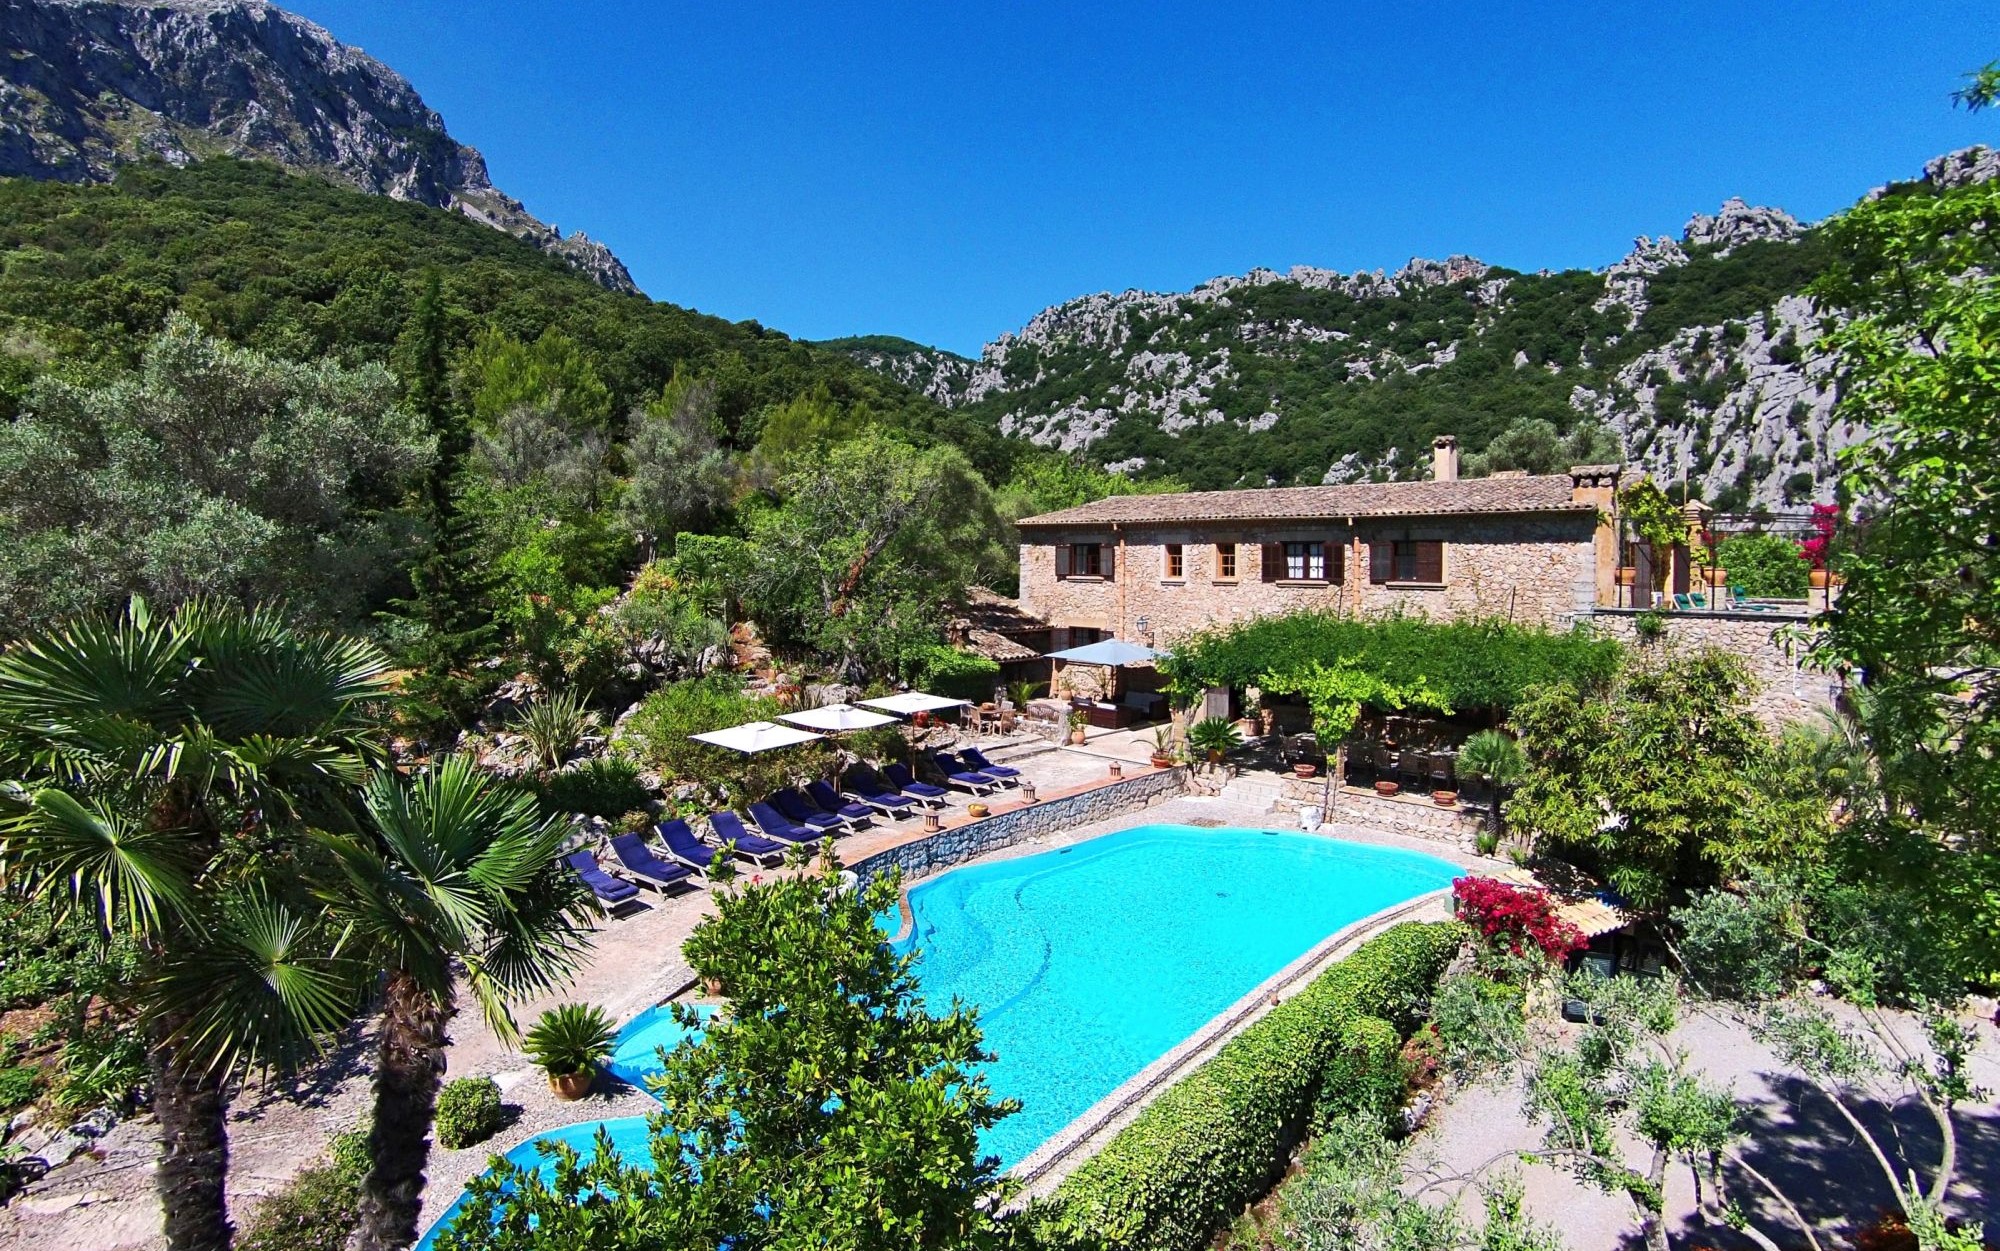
[708,810,794,864]
[843,767,922,816]
[565,850,639,909]
[655,819,733,875]
[770,787,849,834]
[608,833,696,894]
[926,751,1001,795]
[956,747,1021,782]
[880,762,949,805]
[747,801,822,848]
[804,780,878,827]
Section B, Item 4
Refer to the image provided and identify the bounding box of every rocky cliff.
[842,151,1995,509]
[0,0,636,292]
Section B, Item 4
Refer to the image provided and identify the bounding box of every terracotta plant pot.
[549,1069,594,1102]
[1704,568,1728,588]
[1070,730,1086,745]
[1293,762,1318,779]
[1616,567,1637,586]
[1809,568,1834,589]
[1432,790,1458,807]
[1374,781,1401,797]
[1150,753,1174,768]
[966,803,990,819]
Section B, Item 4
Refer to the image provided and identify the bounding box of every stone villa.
[1016,437,1623,648]
[1006,436,1835,725]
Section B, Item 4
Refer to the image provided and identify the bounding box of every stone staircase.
[1220,772,1292,815]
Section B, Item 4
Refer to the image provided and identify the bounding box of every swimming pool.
[415,823,1455,1245]
[895,823,1457,1167]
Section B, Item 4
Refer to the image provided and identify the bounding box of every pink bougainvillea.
[1797,503,1840,571]
[1452,876,1586,961]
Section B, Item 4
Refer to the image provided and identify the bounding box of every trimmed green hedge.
[1160,612,1623,712]
[1022,920,1465,1251]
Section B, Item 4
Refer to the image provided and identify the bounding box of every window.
[1284,541,1326,581]
[1164,544,1184,579]
[1264,540,1341,583]
[1370,540,1445,584]
[1065,626,1104,647]
[1055,542,1111,579]
[1215,542,1237,579]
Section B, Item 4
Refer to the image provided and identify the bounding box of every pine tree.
[388,270,499,731]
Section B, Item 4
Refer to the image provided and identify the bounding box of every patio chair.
[702,812,790,867]
[956,747,1021,782]
[1425,751,1454,793]
[881,761,949,803]
[655,819,731,875]
[770,787,850,834]
[744,803,823,849]
[565,850,639,910]
[804,780,878,827]
[843,767,925,816]
[925,751,1000,795]
[1370,743,1395,784]
[607,833,696,894]
[1729,586,1778,612]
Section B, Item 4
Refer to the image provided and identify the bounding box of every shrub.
[511,690,594,772]
[1022,921,1465,1251]
[235,1159,360,1251]
[1716,532,1810,598]
[907,644,1002,702]
[434,1076,505,1150]
[1451,877,1584,961]
[538,754,651,818]
[0,1065,38,1111]
[616,675,836,800]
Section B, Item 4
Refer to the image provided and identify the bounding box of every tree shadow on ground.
[1647,1067,1999,1250]
[233,1019,376,1117]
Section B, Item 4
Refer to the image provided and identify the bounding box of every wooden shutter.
[1054,543,1072,579]
[1101,543,1116,580]
[1369,540,1391,584]
[1325,540,1345,584]
[1415,541,1444,583]
[1262,542,1283,582]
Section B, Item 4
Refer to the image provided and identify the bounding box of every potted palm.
[1456,729,1526,856]
[1187,716,1243,767]
[524,1003,616,1101]
[1149,727,1175,768]
[1067,709,1088,745]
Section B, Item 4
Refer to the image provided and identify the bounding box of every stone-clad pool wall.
[849,767,1190,888]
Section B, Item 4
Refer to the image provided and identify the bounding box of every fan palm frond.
[3,787,196,934]
[147,884,362,1077]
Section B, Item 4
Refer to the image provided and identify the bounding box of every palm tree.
[1458,729,1526,853]
[317,755,594,1251]
[0,598,390,1251]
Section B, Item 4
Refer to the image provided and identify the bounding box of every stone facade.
[849,768,1189,888]
[1019,511,1602,648]
[1593,608,1837,727]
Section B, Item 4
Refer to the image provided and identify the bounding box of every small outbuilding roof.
[1016,472,1598,528]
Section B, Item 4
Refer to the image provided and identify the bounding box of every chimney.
[1431,435,1459,482]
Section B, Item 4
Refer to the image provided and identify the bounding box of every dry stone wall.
[849,768,1189,888]
[1593,608,1837,727]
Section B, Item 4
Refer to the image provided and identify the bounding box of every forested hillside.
[836,155,2000,505]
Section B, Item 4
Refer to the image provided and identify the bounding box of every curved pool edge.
[1005,882,1456,1202]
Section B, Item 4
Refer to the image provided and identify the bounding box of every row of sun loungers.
[563,751,1028,910]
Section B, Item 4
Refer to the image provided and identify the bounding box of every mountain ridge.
[836,153,1993,509]
[0,0,637,292]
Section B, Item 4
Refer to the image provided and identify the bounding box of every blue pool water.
[604,1002,711,1091]
[895,824,1457,1167]
[415,1116,655,1251]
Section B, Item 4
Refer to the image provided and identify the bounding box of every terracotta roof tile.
[1018,473,1598,528]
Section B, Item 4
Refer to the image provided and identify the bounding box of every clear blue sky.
[292,0,1996,355]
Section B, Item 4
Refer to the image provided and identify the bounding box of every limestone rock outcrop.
[0,0,637,292]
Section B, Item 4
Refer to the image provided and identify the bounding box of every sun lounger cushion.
[565,850,639,904]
